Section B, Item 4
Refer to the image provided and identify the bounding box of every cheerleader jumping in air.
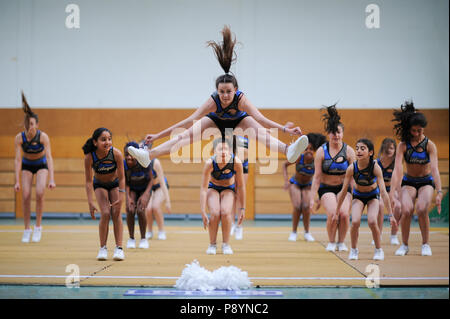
[390,101,443,256]
[14,92,56,243]
[335,139,397,260]
[310,105,356,252]
[126,26,308,168]
[200,138,245,255]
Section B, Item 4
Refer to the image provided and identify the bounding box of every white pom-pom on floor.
[211,265,252,290]
[175,260,215,292]
[175,260,252,291]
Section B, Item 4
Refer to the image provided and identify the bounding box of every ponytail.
[207,25,239,89]
[21,91,38,129]
[392,100,427,142]
[82,127,111,155]
[82,138,96,155]
[321,103,343,134]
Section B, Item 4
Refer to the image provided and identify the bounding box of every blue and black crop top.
[211,154,235,180]
[92,148,117,175]
[377,158,395,184]
[208,91,247,121]
[21,130,45,154]
[124,160,151,191]
[404,137,430,165]
[296,154,314,176]
[353,161,377,186]
[322,143,349,175]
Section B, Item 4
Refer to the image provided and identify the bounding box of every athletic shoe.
[127,238,136,249]
[22,229,32,243]
[113,247,125,261]
[31,226,42,242]
[222,243,233,255]
[348,248,359,260]
[390,235,400,245]
[234,226,243,240]
[337,242,348,252]
[326,242,337,252]
[206,244,217,255]
[373,248,385,260]
[145,231,153,239]
[127,146,150,168]
[371,239,375,246]
[97,247,108,261]
[138,239,149,249]
[395,244,409,256]
[304,232,315,242]
[421,244,432,256]
[288,232,297,242]
[158,231,167,240]
[230,223,236,236]
[286,135,309,163]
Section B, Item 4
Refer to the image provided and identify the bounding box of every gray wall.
[0,0,448,109]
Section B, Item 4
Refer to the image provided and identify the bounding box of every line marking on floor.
[0,275,448,281]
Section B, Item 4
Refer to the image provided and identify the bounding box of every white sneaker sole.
[128,146,151,168]
[287,135,309,163]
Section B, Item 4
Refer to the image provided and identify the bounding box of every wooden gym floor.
[0,221,448,287]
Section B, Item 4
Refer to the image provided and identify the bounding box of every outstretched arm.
[239,95,302,135]
[146,98,216,144]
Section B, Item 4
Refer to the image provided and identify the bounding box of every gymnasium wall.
[0,0,448,109]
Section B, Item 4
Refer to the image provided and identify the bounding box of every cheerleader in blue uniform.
[376,138,401,245]
[200,138,245,255]
[14,92,55,243]
[127,26,308,168]
[83,128,126,261]
[283,133,326,242]
[390,101,443,256]
[336,139,397,260]
[123,142,153,249]
[310,105,356,252]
